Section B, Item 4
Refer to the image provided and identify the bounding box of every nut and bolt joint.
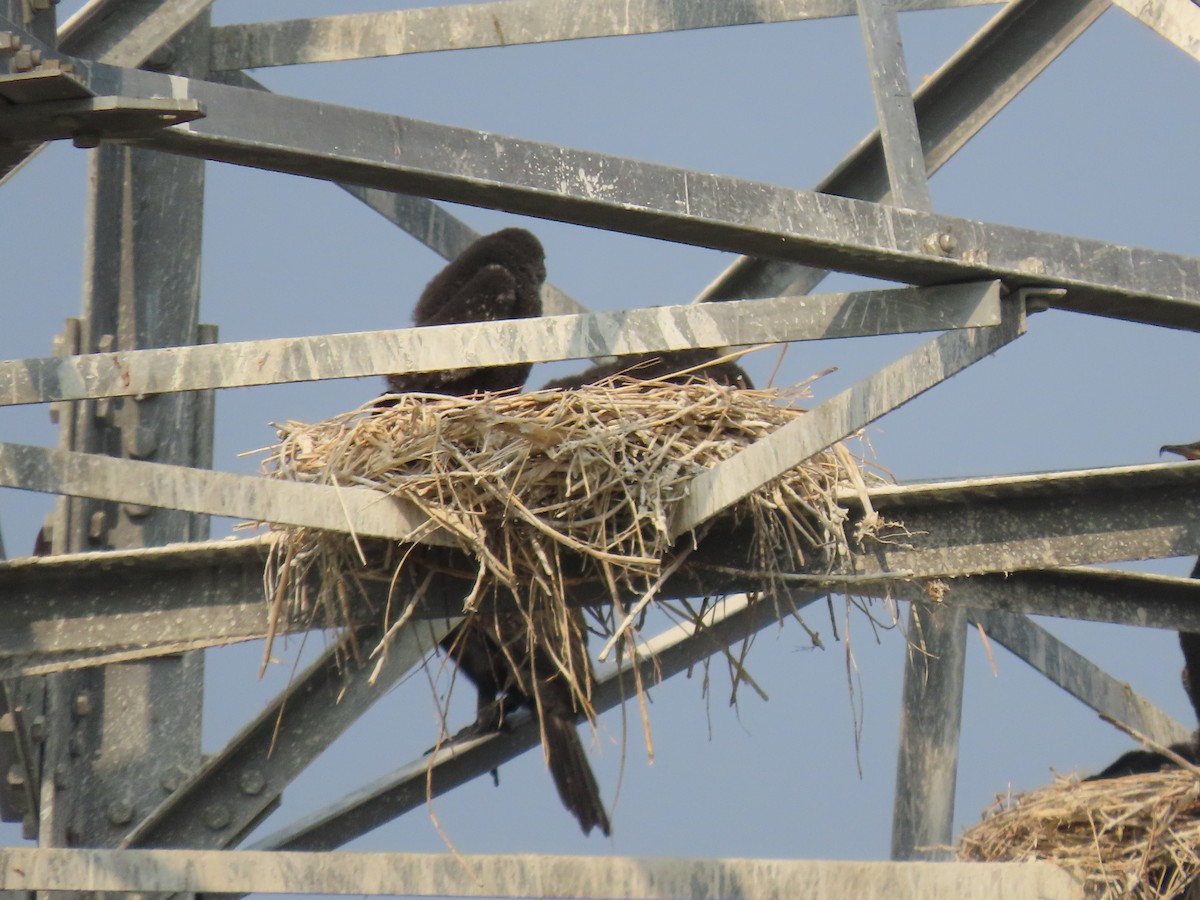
[922,231,957,256]
[202,803,231,830]
[238,769,266,796]
[107,797,134,826]
[72,692,92,719]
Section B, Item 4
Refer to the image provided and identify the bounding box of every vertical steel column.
[36,10,214,854]
[0,0,55,870]
[855,0,932,210]
[853,0,968,860]
[891,602,968,860]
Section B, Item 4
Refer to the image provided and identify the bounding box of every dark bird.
[384,227,546,398]
[1087,440,1200,780]
[442,606,611,838]
[1086,742,1198,780]
[383,229,610,837]
[1161,441,1200,462]
[542,347,754,390]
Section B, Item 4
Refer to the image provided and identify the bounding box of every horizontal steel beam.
[970,609,1191,747]
[17,52,1193,331]
[0,283,1002,405]
[0,847,1082,898]
[847,460,1200,577]
[1,463,1197,668]
[207,0,1001,70]
[931,567,1200,632]
[0,0,214,185]
[0,537,272,675]
[0,442,450,546]
[671,292,1022,536]
[216,67,593,318]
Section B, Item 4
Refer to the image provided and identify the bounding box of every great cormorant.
[384,227,546,398]
[383,229,610,837]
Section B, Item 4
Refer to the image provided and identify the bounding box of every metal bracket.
[0,72,203,147]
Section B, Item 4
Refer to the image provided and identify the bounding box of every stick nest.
[958,771,1200,898]
[257,377,889,726]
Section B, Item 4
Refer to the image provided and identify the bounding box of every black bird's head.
[1161,441,1200,461]
[487,227,547,288]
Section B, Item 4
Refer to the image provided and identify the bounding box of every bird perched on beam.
[382,228,610,837]
[383,227,546,398]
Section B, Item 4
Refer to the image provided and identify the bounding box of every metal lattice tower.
[0,0,1197,897]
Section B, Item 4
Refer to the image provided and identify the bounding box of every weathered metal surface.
[0,92,203,145]
[0,464,1197,668]
[216,67,591,319]
[697,0,1108,305]
[251,590,812,853]
[0,52,1180,330]
[670,294,1024,537]
[855,0,931,212]
[0,442,450,546]
[32,12,216,860]
[58,0,214,68]
[1107,0,1200,62]
[0,847,1084,898]
[207,0,1002,71]
[0,537,273,674]
[970,609,1192,747]
[931,568,1200,632]
[123,619,454,850]
[891,604,966,862]
[0,0,214,185]
[850,460,1200,578]
[0,282,1002,405]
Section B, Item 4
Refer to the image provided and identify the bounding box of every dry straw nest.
[257,374,890,726]
[959,770,1200,898]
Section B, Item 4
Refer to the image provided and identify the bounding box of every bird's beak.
[1160,441,1200,461]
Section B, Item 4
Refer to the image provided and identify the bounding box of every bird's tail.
[542,712,611,837]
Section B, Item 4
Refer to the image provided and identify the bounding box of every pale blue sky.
[0,0,1197,868]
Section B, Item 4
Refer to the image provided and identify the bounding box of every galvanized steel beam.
[0,442,450,545]
[0,463,1197,669]
[1108,0,1200,62]
[970,609,1192,747]
[0,282,1002,405]
[0,847,1084,898]
[122,619,454,850]
[848,460,1200,578]
[0,537,274,676]
[855,0,931,211]
[253,590,817,853]
[930,567,1200,632]
[891,603,966,861]
[8,30,1195,328]
[58,0,213,67]
[697,0,1108,304]
[0,0,214,186]
[670,293,1024,537]
[207,0,1002,71]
